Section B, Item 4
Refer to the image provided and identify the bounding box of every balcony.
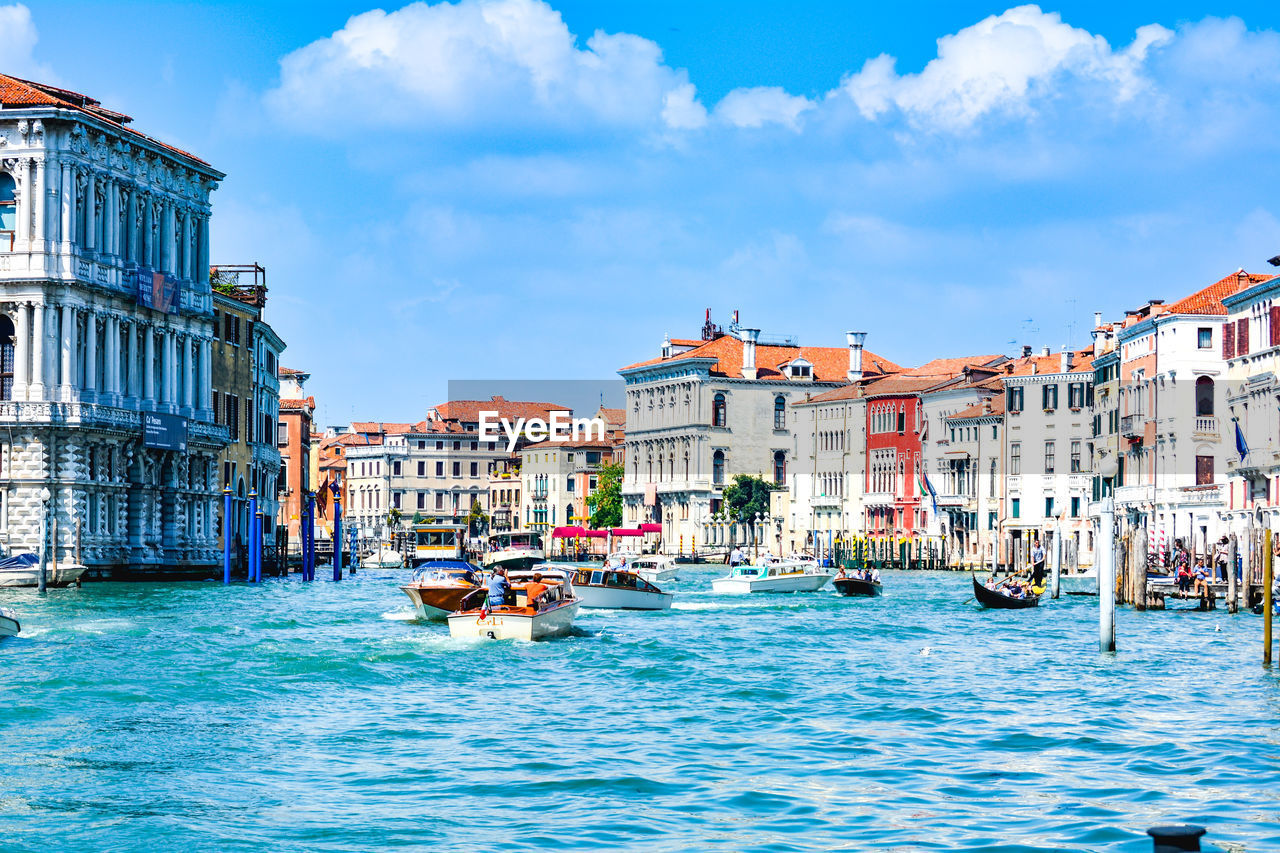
[1192,416,1220,439]
[809,494,841,509]
[1121,414,1144,438]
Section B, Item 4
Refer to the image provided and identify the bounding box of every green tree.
[386,507,403,531]
[412,510,425,525]
[588,462,624,529]
[722,474,773,522]
[467,499,489,536]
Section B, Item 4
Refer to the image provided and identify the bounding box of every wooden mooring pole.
[1099,498,1116,652]
[1265,529,1273,667]
[1228,534,1238,614]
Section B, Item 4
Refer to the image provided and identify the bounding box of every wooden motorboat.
[570,566,672,610]
[833,575,882,597]
[400,560,483,619]
[621,554,678,585]
[0,607,19,638]
[973,575,1040,609]
[712,556,833,594]
[0,553,87,588]
[448,568,579,640]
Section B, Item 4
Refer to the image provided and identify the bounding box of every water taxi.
[711,556,833,594]
[833,570,883,597]
[447,567,579,641]
[570,566,673,610]
[0,607,18,638]
[0,553,87,588]
[623,554,678,585]
[412,523,467,565]
[480,531,545,572]
[400,560,484,619]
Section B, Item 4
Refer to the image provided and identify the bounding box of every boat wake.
[380,608,419,622]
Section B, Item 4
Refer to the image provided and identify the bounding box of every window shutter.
[1271,306,1280,348]
[1237,318,1249,355]
[1223,323,1235,359]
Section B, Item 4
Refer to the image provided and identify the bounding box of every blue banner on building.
[143,412,188,452]
[135,267,179,314]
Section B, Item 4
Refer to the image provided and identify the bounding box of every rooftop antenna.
[1065,296,1078,348]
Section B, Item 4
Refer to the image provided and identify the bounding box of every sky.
[3,0,1280,426]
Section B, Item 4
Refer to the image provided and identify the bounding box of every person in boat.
[835,566,848,580]
[524,572,549,611]
[870,567,881,583]
[730,547,745,567]
[486,567,511,610]
[1030,538,1046,587]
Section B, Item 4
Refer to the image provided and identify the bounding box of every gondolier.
[1030,538,1046,587]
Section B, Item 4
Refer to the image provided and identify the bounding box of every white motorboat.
[0,553,87,588]
[712,556,833,594]
[0,607,18,638]
[361,544,404,569]
[603,550,640,569]
[622,554,678,585]
[569,566,673,610]
[400,560,484,619]
[447,567,579,640]
[481,531,545,572]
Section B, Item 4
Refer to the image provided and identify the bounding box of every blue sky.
[3,1,1279,424]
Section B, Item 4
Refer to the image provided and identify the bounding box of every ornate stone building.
[0,74,228,578]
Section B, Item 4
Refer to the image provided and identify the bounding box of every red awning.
[639,523,663,534]
[610,527,644,537]
[551,526,587,538]
[582,529,609,539]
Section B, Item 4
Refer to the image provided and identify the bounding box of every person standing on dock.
[1215,537,1230,582]
[1031,538,1046,587]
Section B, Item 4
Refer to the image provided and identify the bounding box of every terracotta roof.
[518,433,620,451]
[1004,349,1094,377]
[279,396,314,411]
[903,355,1006,378]
[1165,269,1276,316]
[598,407,626,427]
[621,334,901,382]
[350,421,414,435]
[947,395,1006,420]
[278,367,306,377]
[0,73,215,169]
[430,396,571,424]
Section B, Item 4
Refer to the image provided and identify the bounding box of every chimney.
[982,399,992,414]
[1021,345,1032,358]
[1041,345,1050,358]
[661,334,672,359]
[847,331,867,383]
[1093,311,1102,328]
[741,328,760,380]
[1061,345,1071,373]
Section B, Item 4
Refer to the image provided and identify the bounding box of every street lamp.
[754,511,762,561]
[38,486,51,593]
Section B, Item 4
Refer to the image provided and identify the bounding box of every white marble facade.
[0,100,229,576]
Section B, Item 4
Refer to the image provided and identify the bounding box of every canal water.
[2,567,1278,852]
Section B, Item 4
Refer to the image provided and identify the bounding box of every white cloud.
[838,4,1173,129]
[265,0,705,133]
[0,4,50,80]
[714,86,813,130]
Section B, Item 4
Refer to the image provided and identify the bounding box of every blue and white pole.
[333,492,343,582]
[254,511,264,582]
[223,487,232,585]
[248,490,259,583]
[303,493,314,581]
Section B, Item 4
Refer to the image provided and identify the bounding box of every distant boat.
[0,607,18,638]
[361,544,404,569]
[712,556,833,594]
[0,553,86,588]
[973,575,1040,610]
[619,554,678,585]
[833,575,882,597]
[481,531,545,572]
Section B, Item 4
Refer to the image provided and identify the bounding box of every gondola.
[834,576,882,597]
[972,575,1039,610]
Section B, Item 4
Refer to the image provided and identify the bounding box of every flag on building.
[317,476,330,518]
[918,469,938,517]
[1235,420,1249,462]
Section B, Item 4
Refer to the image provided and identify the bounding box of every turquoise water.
[2,567,1278,852]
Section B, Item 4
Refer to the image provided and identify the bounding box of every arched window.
[0,314,13,400]
[774,395,786,430]
[1195,376,1214,417]
[566,503,575,523]
[712,450,725,485]
[712,393,727,427]
[774,451,786,484]
[0,173,15,250]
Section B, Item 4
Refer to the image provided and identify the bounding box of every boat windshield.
[491,533,544,551]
